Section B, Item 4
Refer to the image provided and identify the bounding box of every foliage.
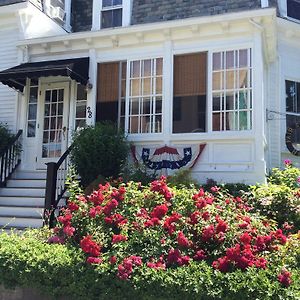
[0,123,14,154]
[70,122,129,186]
[121,161,157,186]
[248,162,300,230]
[43,176,299,299]
[167,168,199,188]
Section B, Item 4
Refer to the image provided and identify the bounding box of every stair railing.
[0,130,22,187]
[44,144,74,228]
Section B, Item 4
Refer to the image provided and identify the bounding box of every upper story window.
[93,0,131,30]
[212,49,252,131]
[287,0,300,21]
[102,0,122,29]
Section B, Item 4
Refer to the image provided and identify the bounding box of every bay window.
[212,49,252,131]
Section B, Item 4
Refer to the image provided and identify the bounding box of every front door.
[37,82,70,169]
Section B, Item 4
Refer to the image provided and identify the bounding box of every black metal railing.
[0,130,22,187]
[44,144,73,227]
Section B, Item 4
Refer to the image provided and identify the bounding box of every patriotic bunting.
[131,144,206,171]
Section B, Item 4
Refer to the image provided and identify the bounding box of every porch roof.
[0,57,89,92]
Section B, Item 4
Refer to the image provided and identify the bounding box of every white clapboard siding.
[0,23,19,131]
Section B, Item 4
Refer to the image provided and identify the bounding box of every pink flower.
[284,159,292,166]
[278,269,292,287]
[63,225,75,237]
[47,235,64,244]
[240,232,252,245]
[87,257,103,264]
[193,250,207,261]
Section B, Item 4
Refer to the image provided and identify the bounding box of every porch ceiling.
[0,57,89,92]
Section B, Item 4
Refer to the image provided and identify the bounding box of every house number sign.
[285,123,300,156]
[87,106,93,119]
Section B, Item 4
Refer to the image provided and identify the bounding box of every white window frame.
[92,0,132,31]
[278,0,300,23]
[211,49,253,132]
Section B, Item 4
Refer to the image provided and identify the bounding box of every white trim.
[278,0,300,24]
[261,0,269,8]
[64,0,72,32]
[92,0,131,31]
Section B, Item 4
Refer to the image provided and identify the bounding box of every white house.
[0,0,300,229]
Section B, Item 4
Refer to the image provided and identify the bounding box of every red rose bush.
[51,176,298,288]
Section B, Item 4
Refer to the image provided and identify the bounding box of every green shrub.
[70,122,129,186]
[248,163,300,231]
[167,168,199,188]
[0,123,14,154]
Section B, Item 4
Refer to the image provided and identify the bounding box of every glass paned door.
[37,83,69,168]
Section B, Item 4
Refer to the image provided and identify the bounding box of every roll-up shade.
[97,62,120,102]
[174,53,207,97]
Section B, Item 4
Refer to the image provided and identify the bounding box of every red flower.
[278,269,292,287]
[178,255,190,266]
[167,248,181,265]
[216,219,228,233]
[163,212,181,235]
[147,260,166,270]
[202,211,210,221]
[201,225,215,242]
[67,201,79,212]
[87,190,105,206]
[150,177,173,201]
[109,256,117,264]
[193,250,207,261]
[103,199,119,215]
[189,211,201,225]
[112,234,127,244]
[240,232,252,245]
[80,235,101,257]
[89,206,102,218]
[150,204,168,220]
[104,213,127,227]
[57,212,72,226]
[177,231,190,248]
[117,256,142,280]
[212,257,230,273]
[87,257,103,264]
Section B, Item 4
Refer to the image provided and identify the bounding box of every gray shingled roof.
[131,0,276,25]
[0,0,26,6]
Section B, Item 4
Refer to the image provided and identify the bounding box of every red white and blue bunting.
[131,144,206,171]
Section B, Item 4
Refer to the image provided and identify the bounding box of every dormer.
[278,0,300,23]
[92,0,132,30]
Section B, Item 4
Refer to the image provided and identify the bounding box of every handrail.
[44,144,74,228]
[0,130,22,187]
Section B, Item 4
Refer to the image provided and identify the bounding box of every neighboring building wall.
[0,14,19,131]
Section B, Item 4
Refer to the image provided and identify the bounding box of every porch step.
[0,169,47,230]
[6,179,46,188]
[0,206,44,218]
[12,170,47,180]
[0,196,44,207]
[0,188,45,197]
[0,216,43,229]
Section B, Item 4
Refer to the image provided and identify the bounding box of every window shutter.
[174,53,207,97]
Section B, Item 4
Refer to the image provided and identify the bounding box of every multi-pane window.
[286,80,300,145]
[101,0,122,29]
[173,53,207,133]
[128,58,163,134]
[75,84,87,129]
[212,49,252,131]
[27,81,38,137]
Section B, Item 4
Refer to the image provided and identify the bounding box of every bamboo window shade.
[174,53,207,97]
[97,62,120,102]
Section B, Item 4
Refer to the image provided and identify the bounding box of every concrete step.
[0,188,45,197]
[0,216,43,228]
[0,196,44,207]
[6,179,46,188]
[12,171,47,180]
[0,206,44,218]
